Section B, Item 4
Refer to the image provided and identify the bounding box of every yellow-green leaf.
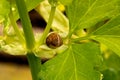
[39,42,102,80]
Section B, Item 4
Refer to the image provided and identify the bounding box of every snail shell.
[46,32,63,49]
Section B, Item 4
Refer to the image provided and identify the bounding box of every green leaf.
[25,0,43,11]
[103,51,120,71]
[66,0,120,33]
[93,36,120,57]
[91,15,120,57]
[0,0,10,23]
[59,0,73,5]
[93,15,120,36]
[48,0,72,5]
[102,69,118,80]
[39,42,102,80]
[101,51,120,80]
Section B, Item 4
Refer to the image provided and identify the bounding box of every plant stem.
[15,0,35,51]
[15,1,42,80]
[37,6,56,48]
[9,8,25,45]
[72,36,90,42]
[27,53,41,80]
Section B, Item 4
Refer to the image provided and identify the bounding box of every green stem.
[15,1,42,80]
[9,8,25,45]
[27,53,41,80]
[72,36,92,42]
[15,0,35,51]
[37,6,56,48]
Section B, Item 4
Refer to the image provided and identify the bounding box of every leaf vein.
[54,51,70,80]
[80,0,98,21]
[71,47,78,80]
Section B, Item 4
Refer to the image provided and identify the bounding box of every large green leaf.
[92,15,120,57]
[66,0,120,33]
[39,42,102,80]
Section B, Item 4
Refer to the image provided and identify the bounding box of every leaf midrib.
[78,0,98,24]
[71,47,78,80]
[70,45,90,80]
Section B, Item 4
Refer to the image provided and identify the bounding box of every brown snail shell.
[46,32,63,49]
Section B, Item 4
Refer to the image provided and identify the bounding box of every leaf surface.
[0,0,10,23]
[66,0,120,33]
[102,51,120,80]
[39,42,102,80]
[59,0,73,5]
[93,15,120,36]
[92,15,120,57]
[94,36,120,57]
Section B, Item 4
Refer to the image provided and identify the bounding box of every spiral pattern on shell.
[46,32,63,49]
